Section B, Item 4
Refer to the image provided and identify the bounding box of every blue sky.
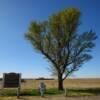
[0,0,100,78]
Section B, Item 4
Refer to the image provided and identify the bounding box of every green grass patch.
[45,88,63,95]
[0,88,100,97]
[67,88,100,96]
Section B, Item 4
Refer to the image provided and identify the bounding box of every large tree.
[25,8,96,90]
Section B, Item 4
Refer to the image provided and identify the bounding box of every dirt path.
[0,96,100,100]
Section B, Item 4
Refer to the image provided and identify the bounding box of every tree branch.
[41,50,60,71]
[63,68,75,80]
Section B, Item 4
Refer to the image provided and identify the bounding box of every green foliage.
[1,88,100,96]
[25,7,97,90]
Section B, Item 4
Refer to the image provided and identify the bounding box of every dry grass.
[20,78,100,89]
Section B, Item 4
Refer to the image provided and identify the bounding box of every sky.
[0,0,100,78]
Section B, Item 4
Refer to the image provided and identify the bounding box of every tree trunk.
[58,73,63,90]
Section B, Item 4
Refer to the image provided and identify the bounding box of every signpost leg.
[17,87,20,98]
[65,88,67,97]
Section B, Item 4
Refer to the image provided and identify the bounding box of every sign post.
[64,88,68,97]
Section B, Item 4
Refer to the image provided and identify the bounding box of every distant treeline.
[35,77,54,80]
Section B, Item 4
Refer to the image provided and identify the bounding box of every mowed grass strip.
[0,88,100,97]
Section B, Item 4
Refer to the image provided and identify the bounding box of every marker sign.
[3,73,21,88]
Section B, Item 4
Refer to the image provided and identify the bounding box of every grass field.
[20,78,100,89]
[0,78,100,100]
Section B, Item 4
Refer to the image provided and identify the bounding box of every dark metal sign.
[3,73,21,88]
